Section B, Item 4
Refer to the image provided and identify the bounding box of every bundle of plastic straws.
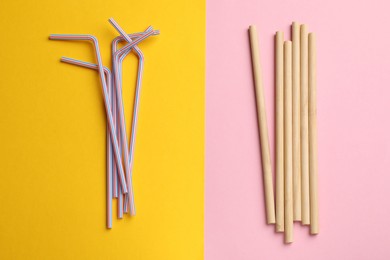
[49,18,159,229]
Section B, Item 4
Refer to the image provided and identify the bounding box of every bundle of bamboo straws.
[249,22,318,243]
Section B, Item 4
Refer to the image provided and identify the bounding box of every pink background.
[206,0,390,259]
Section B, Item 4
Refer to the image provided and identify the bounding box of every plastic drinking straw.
[111,24,158,215]
[113,44,132,214]
[114,48,129,214]
[117,183,124,218]
[115,47,135,214]
[110,20,149,215]
[308,33,318,235]
[49,34,128,194]
[123,194,129,213]
[110,28,156,216]
[109,20,151,182]
[60,57,114,228]
[248,25,276,224]
[112,74,119,198]
[111,36,133,202]
[275,31,284,232]
[111,30,159,215]
[112,29,159,215]
[110,31,158,199]
[114,30,155,215]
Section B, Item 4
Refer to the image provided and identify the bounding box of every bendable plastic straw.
[110,29,159,215]
[49,34,129,195]
[111,38,128,214]
[50,26,159,225]
[109,28,155,216]
[111,35,140,199]
[110,30,159,198]
[60,57,114,228]
[113,36,143,199]
[110,19,160,216]
[115,30,154,214]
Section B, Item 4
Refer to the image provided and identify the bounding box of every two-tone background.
[1,0,390,259]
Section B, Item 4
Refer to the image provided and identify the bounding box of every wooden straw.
[292,22,301,221]
[249,25,276,224]
[309,33,319,234]
[275,31,284,232]
[284,41,293,243]
[300,24,310,225]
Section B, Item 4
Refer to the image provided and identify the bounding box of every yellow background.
[0,0,204,259]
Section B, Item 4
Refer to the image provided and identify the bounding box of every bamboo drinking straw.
[275,31,284,232]
[249,25,276,224]
[300,24,310,225]
[284,41,293,243]
[292,22,301,221]
[308,33,319,235]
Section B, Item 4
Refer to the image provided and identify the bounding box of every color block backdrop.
[0,0,204,259]
[206,0,390,259]
[2,0,390,258]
